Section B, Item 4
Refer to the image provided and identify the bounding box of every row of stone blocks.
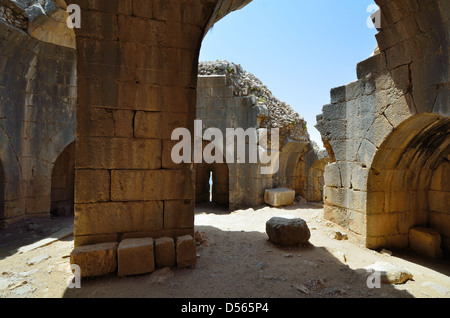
[70,235,197,278]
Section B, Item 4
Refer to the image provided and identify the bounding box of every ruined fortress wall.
[317,0,449,251]
[197,75,329,210]
[274,142,329,203]
[196,75,273,211]
[0,0,447,257]
[0,21,76,228]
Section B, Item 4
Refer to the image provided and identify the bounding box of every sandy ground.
[0,202,449,299]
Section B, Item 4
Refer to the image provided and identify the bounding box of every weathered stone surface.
[76,137,162,170]
[0,0,448,270]
[195,231,214,247]
[155,237,176,268]
[266,217,311,246]
[198,61,310,144]
[0,22,76,226]
[26,254,51,266]
[409,227,443,259]
[176,235,197,268]
[118,238,155,277]
[318,0,450,252]
[196,63,324,210]
[74,201,163,237]
[364,262,413,285]
[110,169,193,201]
[75,169,110,204]
[134,111,162,139]
[264,188,296,207]
[70,242,118,278]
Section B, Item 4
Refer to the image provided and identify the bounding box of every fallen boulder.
[266,217,311,246]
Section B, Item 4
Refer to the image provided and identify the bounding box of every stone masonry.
[196,63,329,211]
[0,0,448,271]
[0,19,76,228]
[68,0,252,248]
[316,0,449,253]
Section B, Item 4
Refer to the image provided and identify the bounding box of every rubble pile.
[199,60,310,145]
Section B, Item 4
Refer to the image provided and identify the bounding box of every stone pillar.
[72,0,214,246]
[71,0,253,246]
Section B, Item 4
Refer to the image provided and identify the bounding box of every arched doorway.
[51,142,76,217]
[366,114,450,253]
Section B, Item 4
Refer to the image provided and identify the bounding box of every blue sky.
[200,0,379,147]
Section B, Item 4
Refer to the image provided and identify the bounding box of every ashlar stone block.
[264,188,295,207]
[70,242,119,278]
[155,237,176,268]
[409,227,443,259]
[118,238,155,277]
[176,235,197,268]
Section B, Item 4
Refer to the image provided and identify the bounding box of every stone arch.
[275,141,328,202]
[317,0,449,249]
[366,114,450,252]
[51,141,76,217]
[305,150,330,202]
[0,2,77,226]
[276,141,310,198]
[11,0,442,247]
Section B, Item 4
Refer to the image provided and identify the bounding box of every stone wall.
[366,114,449,251]
[0,21,76,228]
[197,74,328,211]
[316,0,449,252]
[1,0,447,262]
[274,142,329,203]
[196,74,272,210]
[70,0,252,248]
[430,160,450,250]
[50,141,75,216]
[0,1,28,30]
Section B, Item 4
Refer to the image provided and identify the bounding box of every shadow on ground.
[62,225,414,298]
[0,216,73,261]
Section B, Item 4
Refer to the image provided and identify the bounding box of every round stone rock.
[266,217,311,246]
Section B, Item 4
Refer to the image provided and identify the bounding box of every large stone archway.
[366,114,450,251]
[0,4,76,228]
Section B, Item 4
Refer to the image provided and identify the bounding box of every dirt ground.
[1,202,449,299]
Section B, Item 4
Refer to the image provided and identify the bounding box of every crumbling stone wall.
[0,21,76,228]
[1,0,447,261]
[197,70,328,211]
[316,0,449,252]
[196,74,272,210]
[2,0,75,48]
[0,1,28,30]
